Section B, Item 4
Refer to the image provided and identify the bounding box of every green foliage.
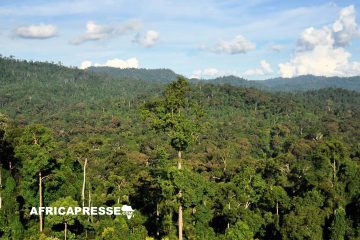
[15,124,57,206]
[225,220,254,240]
[0,57,360,239]
[97,215,149,240]
[202,74,360,92]
[331,207,347,240]
[47,196,79,226]
[141,76,201,152]
[0,176,24,239]
[89,67,178,84]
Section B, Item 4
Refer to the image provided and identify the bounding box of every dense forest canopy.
[0,56,360,239]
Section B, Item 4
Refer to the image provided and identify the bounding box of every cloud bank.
[190,68,221,79]
[133,30,159,47]
[71,20,142,45]
[80,58,139,69]
[279,5,360,78]
[203,35,256,54]
[15,24,57,39]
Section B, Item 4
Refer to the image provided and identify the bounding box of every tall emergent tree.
[15,124,57,233]
[141,77,202,240]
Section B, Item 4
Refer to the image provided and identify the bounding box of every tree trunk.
[276,201,279,216]
[333,158,336,188]
[156,202,160,237]
[82,158,88,207]
[178,203,183,240]
[177,151,182,170]
[0,166,2,209]
[89,187,93,223]
[64,222,67,240]
[177,150,183,240]
[39,172,43,232]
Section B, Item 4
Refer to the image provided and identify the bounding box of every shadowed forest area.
[0,56,360,239]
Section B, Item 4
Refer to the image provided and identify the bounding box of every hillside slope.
[201,75,360,92]
[88,66,179,83]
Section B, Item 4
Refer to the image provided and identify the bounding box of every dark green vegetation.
[89,66,179,84]
[0,55,360,239]
[87,66,360,92]
[201,75,360,92]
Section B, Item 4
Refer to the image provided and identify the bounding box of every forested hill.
[1,56,359,131]
[0,56,164,129]
[89,65,360,92]
[204,75,360,92]
[88,66,179,83]
[1,56,360,239]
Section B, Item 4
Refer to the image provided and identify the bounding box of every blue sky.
[1,0,360,80]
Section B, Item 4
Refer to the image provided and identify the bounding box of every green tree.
[15,124,57,233]
[142,77,201,169]
[282,190,326,240]
[142,77,202,240]
[47,196,78,240]
[0,176,24,239]
[225,220,254,240]
[330,207,346,240]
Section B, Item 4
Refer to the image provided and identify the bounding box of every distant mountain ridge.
[204,75,360,92]
[90,66,360,92]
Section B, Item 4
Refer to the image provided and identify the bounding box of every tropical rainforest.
[0,55,360,240]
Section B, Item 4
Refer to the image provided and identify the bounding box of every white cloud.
[133,30,159,47]
[190,68,220,79]
[71,20,142,45]
[189,68,241,79]
[74,21,112,44]
[215,35,256,54]
[15,24,57,39]
[333,5,360,47]
[279,45,360,78]
[244,60,273,76]
[279,5,360,78]
[260,60,273,73]
[297,27,334,51]
[80,58,139,69]
[98,58,139,68]
[80,60,92,69]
